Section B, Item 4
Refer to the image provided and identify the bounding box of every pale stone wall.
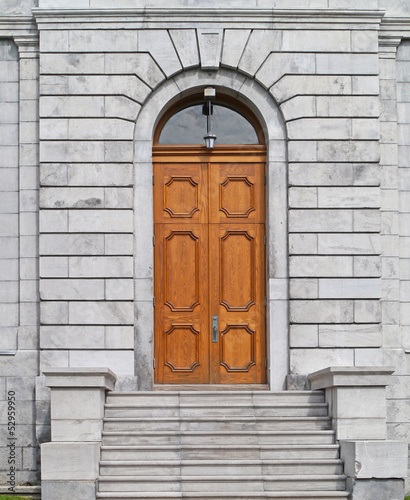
[0,0,410,489]
[0,37,40,487]
[0,40,19,347]
[396,40,410,487]
[35,17,386,388]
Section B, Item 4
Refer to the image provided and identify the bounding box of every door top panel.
[154,157,265,225]
[153,145,266,163]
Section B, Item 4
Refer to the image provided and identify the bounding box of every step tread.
[104,416,331,421]
[105,402,328,410]
[98,474,347,482]
[100,459,343,465]
[99,390,347,498]
[97,492,350,498]
[107,391,324,396]
[101,444,339,450]
[102,430,335,435]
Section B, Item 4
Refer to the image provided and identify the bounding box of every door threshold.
[153,384,270,391]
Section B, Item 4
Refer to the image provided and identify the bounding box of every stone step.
[98,474,346,492]
[106,391,325,406]
[102,430,336,446]
[99,459,344,476]
[104,403,329,418]
[98,390,347,498]
[97,491,351,499]
[100,444,340,461]
[103,416,332,432]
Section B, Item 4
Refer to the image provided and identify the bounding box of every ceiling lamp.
[203,87,217,149]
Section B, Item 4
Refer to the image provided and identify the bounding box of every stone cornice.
[379,17,410,55]
[0,16,36,36]
[33,8,385,27]
[14,33,39,57]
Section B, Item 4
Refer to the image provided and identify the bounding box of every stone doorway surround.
[133,69,287,390]
[34,6,389,396]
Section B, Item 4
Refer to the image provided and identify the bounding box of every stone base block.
[41,442,100,480]
[286,374,311,390]
[334,417,387,440]
[115,375,138,391]
[42,480,96,500]
[52,419,103,442]
[347,478,405,500]
[341,440,408,479]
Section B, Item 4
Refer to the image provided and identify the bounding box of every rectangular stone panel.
[40,141,105,163]
[68,30,138,52]
[316,96,379,117]
[316,53,379,75]
[289,210,353,232]
[69,301,134,325]
[290,348,354,375]
[68,210,133,233]
[318,187,380,208]
[319,324,382,348]
[40,53,105,75]
[282,30,350,52]
[289,163,354,187]
[105,326,134,349]
[290,300,354,323]
[318,278,381,299]
[318,234,381,255]
[271,75,352,103]
[317,141,379,163]
[290,256,353,277]
[40,301,69,325]
[40,325,105,349]
[288,118,351,140]
[41,442,100,481]
[69,349,134,376]
[40,279,105,301]
[68,256,133,278]
[40,233,105,256]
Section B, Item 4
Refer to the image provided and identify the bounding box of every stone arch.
[133,67,288,390]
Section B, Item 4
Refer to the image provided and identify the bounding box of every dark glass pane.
[158,104,259,145]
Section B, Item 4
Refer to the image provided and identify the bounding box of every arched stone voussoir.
[139,30,183,79]
[255,52,316,91]
[134,67,287,145]
[133,65,289,391]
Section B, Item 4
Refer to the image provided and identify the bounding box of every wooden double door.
[153,146,266,384]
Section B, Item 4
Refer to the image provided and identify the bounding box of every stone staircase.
[96,391,350,500]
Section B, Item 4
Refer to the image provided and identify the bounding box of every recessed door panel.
[220,229,256,312]
[210,223,265,384]
[154,163,207,224]
[154,149,266,384]
[210,162,264,224]
[155,223,209,384]
[164,229,200,312]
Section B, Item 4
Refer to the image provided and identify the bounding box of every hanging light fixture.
[203,87,217,149]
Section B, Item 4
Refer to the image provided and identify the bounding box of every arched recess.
[133,67,288,391]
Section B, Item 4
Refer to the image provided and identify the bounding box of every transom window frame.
[153,93,266,147]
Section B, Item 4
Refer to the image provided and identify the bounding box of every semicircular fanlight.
[158,103,259,145]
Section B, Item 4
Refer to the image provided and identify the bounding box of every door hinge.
[265,358,267,368]
[152,175,155,185]
[264,235,266,245]
[153,358,156,369]
[153,296,155,307]
[264,174,266,185]
[265,297,267,307]
[152,235,155,246]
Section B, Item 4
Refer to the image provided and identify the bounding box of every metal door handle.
[212,315,218,343]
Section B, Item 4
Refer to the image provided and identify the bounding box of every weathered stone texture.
[0,7,406,490]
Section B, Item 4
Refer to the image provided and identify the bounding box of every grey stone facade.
[0,0,409,495]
